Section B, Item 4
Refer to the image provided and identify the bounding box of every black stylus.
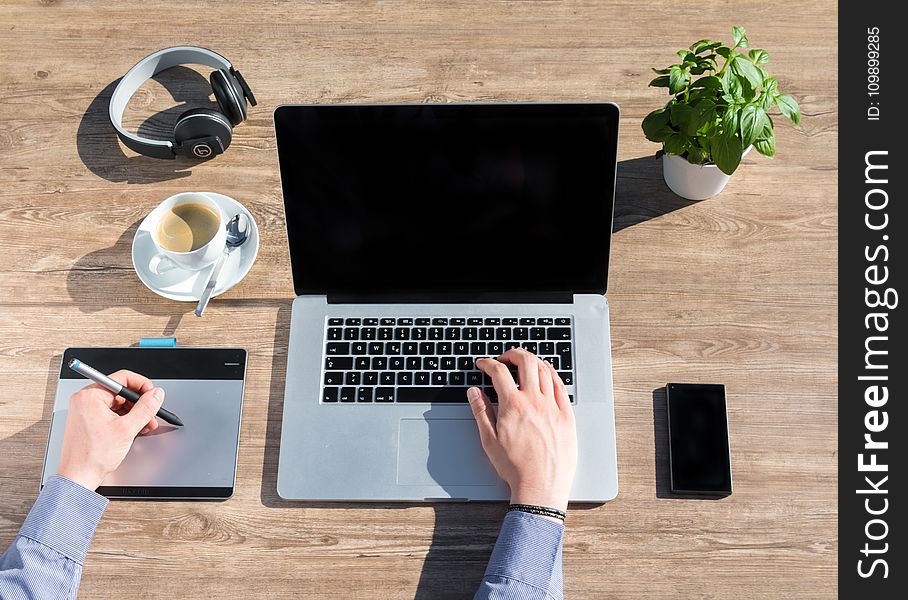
[67,358,184,427]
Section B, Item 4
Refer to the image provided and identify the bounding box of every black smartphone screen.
[666,383,732,496]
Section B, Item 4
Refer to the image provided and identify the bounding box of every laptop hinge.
[326,291,573,304]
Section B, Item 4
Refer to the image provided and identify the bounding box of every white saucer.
[132,192,260,302]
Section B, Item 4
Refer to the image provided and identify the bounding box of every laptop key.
[488,342,503,355]
[519,318,535,325]
[467,372,482,385]
[503,318,518,325]
[412,328,427,340]
[505,341,520,351]
[463,328,478,340]
[328,318,343,326]
[327,328,342,340]
[389,357,405,370]
[429,327,444,340]
[345,372,361,385]
[468,318,483,325]
[380,372,395,385]
[451,318,465,325]
[352,342,367,354]
[395,328,410,340]
[496,328,511,340]
[556,343,573,369]
[445,327,460,340]
[375,388,395,402]
[344,318,361,326]
[555,317,570,326]
[547,356,560,370]
[432,318,448,325]
[432,372,447,386]
[397,372,413,385]
[372,357,387,370]
[539,342,555,355]
[547,327,572,340]
[379,328,393,340]
[450,372,465,385]
[397,387,468,403]
[326,342,349,355]
[540,318,555,325]
[361,328,376,340]
[415,318,431,325]
[381,318,395,326]
[441,357,456,370]
[343,328,359,340]
[324,372,343,385]
[363,318,379,326]
[406,357,421,370]
[363,372,378,386]
[522,342,538,354]
[479,327,494,340]
[471,342,486,355]
[325,357,352,370]
[355,357,370,370]
[398,318,413,326]
[339,387,356,402]
[454,342,469,355]
[513,327,528,340]
[358,387,373,402]
[403,342,419,355]
[437,342,452,355]
[424,357,439,370]
[484,318,501,325]
[323,387,339,402]
[558,371,574,385]
[530,327,546,340]
[369,342,383,355]
[415,372,430,385]
[419,342,435,354]
[457,357,474,371]
[386,342,402,355]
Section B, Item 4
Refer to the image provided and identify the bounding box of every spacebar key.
[396,387,469,403]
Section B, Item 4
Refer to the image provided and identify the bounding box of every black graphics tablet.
[42,348,247,499]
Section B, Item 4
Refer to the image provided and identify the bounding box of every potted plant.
[642,26,801,200]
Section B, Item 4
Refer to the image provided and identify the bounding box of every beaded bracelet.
[508,503,566,521]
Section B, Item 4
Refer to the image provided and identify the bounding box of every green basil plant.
[642,26,801,175]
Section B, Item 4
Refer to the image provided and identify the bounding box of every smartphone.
[666,383,732,497]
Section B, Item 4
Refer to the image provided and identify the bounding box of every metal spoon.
[194,213,249,317]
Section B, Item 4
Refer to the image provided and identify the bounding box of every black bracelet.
[508,503,566,521]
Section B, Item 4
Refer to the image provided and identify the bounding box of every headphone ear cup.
[210,69,246,126]
[174,108,233,158]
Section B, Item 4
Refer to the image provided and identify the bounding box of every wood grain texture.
[0,1,836,598]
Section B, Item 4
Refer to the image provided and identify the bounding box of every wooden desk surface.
[0,1,837,598]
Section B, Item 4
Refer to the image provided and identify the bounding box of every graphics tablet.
[42,347,247,500]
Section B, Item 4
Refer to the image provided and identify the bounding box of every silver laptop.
[274,103,619,502]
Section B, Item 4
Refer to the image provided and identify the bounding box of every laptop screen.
[274,103,618,297]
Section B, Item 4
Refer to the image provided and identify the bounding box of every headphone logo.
[192,143,213,158]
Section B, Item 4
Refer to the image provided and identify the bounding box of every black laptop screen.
[274,103,618,297]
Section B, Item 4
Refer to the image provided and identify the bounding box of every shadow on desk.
[0,354,62,546]
[614,155,702,232]
[77,67,217,184]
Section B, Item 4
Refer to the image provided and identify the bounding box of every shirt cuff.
[484,510,565,596]
[18,475,109,565]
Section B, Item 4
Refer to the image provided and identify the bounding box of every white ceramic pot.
[662,146,753,200]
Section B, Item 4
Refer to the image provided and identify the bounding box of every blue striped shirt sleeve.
[0,475,108,600]
[474,511,565,600]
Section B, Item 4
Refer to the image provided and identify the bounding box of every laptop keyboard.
[322,317,575,404]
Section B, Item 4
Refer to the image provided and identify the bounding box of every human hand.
[467,349,578,512]
[56,370,165,491]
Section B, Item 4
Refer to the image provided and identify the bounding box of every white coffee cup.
[147,192,227,272]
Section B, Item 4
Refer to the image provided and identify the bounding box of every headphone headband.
[109,47,235,159]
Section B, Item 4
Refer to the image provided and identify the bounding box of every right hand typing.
[467,348,578,512]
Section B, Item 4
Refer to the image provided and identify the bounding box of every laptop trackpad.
[397,419,499,486]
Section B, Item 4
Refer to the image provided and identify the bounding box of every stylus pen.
[67,358,184,427]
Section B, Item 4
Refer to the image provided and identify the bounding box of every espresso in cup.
[148,192,227,271]
[155,202,221,252]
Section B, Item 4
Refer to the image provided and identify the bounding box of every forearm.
[474,511,565,600]
[0,476,108,600]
